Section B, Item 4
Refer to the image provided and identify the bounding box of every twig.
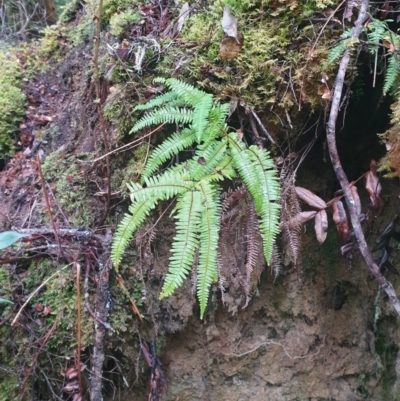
[326,0,400,316]
[80,123,166,163]
[249,108,275,144]
[93,0,111,224]
[115,274,143,322]
[18,315,61,399]
[37,155,62,254]
[11,264,72,326]
[83,255,114,332]
[75,262,83,397]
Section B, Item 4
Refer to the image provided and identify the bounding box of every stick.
[326,0,400,316]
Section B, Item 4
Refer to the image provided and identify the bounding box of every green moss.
[102,0,140,18]
[0,51,26,157]
[110,11,140,36]
[41,151,96,227]
[58,0,82,23]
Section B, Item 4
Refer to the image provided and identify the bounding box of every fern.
[383,55,399,96]
[323,28,355,70]
[112,78,281,318]
[141,128,197,180]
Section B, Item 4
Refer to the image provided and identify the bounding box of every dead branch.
[326,0,400,316]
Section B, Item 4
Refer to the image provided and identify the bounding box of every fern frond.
[229,135,280,263]
[197,181,220,318]
[111,197,158,266]
[323,28,354,70]
[383,55,399,95]
[188,138,228,181]
[154,77,208,108]
[141,128,197,180]
[193,93,213,142]
[134,91,179,111]
[130,172,194,202]
[130,107,193,133]
[160,190,203,298]
[367,19,387,53]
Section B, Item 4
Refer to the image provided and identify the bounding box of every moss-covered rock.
[0,51,26,157]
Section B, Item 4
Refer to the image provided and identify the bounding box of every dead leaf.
[175,2,190,34]
[331,200,349,242]
[350,184,362,215]
[365,159,383,212]
[314,209,328,243]
[221,6,239,43]
[295,187,327,209]
[285,210,317,229]
[318,84,331,100]
[219,34,244,61]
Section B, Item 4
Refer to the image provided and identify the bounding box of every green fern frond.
[228,135,281,264]
[367,19,387,53]
[154,77,208,108]
[130,107,193,133]
[141,128,197,180]
[134,91,179,111]
[383,55,399,95]
[193,93,213,142]
[196,181,220,318]
[160,190,203,298]
[132,172,194,201]
[188,138,228,181]
[323,28,354,70]
[111,197,159,266]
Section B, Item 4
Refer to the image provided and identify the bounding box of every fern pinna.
[111,78,281,318]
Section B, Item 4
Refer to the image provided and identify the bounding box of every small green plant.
[324,18,400,95]
[111,78,281,318]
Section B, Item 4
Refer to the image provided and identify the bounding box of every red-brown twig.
[75,261,83,397]
[93,0,111,224]
[326,0,400,316]
[37,155,62,254]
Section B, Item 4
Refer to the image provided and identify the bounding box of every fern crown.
[111,78,281,318]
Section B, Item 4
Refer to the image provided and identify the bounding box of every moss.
[102,0,140,19]
[0,51,26,157]
[109,10,140,36]
[41,151,96,227]
[58,0,82,23]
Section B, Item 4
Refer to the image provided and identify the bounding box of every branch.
[326,0,400,316]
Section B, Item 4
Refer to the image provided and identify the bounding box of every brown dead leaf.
[219,34,244,61]
[365,159,383,212]
[314,209,328,243]
[295,187,327,209]
[350,184,362,215]
[285,210,317,229]
[331,200,349,242]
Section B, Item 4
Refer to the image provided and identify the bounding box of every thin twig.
[93,0,111,224]
[11,264,71,326]
[326,0,400,316]
[37,155,62,254]
[75,261,83,397]
[80,123,166,163]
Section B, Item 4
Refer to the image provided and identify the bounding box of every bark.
[326,0,400,316]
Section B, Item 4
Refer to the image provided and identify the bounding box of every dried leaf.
[350,184,362,215]
[331,200,349,242]
[175,2,190,33]
[285,210,317,229]
[295,187,327,209]
[221,6,239,42]
[365,159,383,211]
[219,34,244,61]
[314,209,328,243]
